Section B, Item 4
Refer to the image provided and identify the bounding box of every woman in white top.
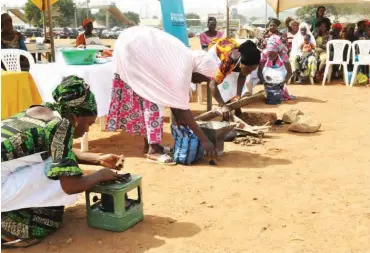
[290,23,317,84]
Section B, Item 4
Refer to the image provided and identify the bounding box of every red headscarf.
[82,18,93,28]
[332,23,343,31]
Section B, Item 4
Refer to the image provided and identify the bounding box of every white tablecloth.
[30,62,114,116]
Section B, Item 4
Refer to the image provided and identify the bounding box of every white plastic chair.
[350,40,370,87]
[1,49,35,72]
[322,40,351,86]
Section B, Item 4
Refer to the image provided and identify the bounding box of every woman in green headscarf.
[1,76,124,248]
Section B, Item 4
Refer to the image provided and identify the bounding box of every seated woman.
[290,23,317,84]
[199,17,224,51]
[207,38,261,120]
[284,18,300,54]
[314,18,333,82]
[1,13,29,70]
[258,35,294,101]
[331,23,343,40]
[76,19,101,47]
[257,18,288,50]
[298,34,316,76]
[311,6,326,35]
[1,76,123,248]
[106,26,219,165]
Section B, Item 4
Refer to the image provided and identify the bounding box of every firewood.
[194,90,265,121]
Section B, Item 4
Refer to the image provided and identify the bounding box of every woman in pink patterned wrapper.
[258,35,295,101]
[200,17,224,51]
[106,26,219,165]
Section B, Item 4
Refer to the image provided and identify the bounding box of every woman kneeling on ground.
[258,35,294,101]
[1,76,124,248]
[106,26,219,165]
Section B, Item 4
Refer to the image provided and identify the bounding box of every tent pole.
[226,0,230,38]
[47,0,55,62]
[265,1,268,28]
[276,0,280,19]
[42,0,46,39]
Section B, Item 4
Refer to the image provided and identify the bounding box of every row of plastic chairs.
[322,40,370,87]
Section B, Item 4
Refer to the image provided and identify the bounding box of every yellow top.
[1,71,42,119]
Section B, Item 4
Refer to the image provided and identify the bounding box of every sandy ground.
[5,38,370,253]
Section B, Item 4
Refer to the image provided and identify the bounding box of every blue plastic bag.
[171,125,204,165]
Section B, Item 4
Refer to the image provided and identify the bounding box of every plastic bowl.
[60,48,98,65]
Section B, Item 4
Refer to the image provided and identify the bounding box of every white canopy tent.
[226,0,370,35]
[228,0,370,14]
[264,0,370,14]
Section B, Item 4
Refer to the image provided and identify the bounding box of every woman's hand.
[220,104,232,121]
[230,96,241,102]
[202,140,218,158]
[97,168,120,182]
[98,154,125,169]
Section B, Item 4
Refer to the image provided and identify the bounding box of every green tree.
[24,0,76,27]
[24,0,42,27]
[76,8,93,28]
[124,11,140,25]
[51,0,75,27]
[186,13,201,27]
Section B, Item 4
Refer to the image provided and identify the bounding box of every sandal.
[147,154,176,165]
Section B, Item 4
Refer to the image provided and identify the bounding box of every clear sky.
[4,0,286,20]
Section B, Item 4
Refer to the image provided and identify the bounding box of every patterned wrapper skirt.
[106,75,165,144]
[1,206,64,248]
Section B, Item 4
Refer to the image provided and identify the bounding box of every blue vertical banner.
[160,0,190,47]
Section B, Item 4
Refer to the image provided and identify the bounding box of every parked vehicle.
[114,30,124,39]
[21,28,43,38]
[53,28,70,39]
[69,28,79,39]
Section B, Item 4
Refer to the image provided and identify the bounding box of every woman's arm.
[73,148,123,169]
[76,34,85,47]
[258,63,265,83]
[284,62,293,84]
[200,33,207,46]
[171,108,217,157]
[209,79,233,120]
[236,72,246,97]
[60,169,119,195]
[209,79,225,105]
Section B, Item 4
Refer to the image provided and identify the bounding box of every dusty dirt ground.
[6,38,370,253]
[7,84,370,253]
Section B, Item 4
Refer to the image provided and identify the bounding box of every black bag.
[264,83,282,105]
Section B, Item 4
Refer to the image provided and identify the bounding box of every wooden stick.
[194,90,265,121]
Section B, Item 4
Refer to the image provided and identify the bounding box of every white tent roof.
[229,0,370,13]
[266,0,370,13]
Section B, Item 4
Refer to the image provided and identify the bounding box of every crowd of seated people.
[274,6,370,84]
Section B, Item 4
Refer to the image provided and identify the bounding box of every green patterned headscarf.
[45,75,97,117]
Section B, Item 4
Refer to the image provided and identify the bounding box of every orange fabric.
[76,34,85,47]
[211,38,240,84]
[82,18,93,28]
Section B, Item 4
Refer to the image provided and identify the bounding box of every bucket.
[60,48,97,65]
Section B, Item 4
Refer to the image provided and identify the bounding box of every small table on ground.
[1,71,42,119]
